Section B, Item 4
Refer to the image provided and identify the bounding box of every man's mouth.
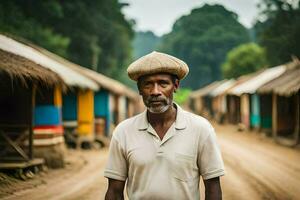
[150,101,163,104]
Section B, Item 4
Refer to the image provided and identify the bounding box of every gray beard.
[147,103,171,114]
[146,97,172,113]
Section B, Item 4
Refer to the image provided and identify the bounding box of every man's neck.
[147,104,177,126]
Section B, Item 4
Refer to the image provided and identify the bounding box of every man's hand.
[105,178,126,200]
[203,177,222,200]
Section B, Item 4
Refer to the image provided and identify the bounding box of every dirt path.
[217,124,300,200]
[1,123,300,200]
[1,149,108,200]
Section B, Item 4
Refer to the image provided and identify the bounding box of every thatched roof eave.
[0,49,65,89]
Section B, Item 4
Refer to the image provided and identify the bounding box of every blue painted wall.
[34,105,62,126]
[62,93,77,120]
[250,94,260,128]
[94,90,110,135]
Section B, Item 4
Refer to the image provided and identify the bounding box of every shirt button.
[157,150,163,154]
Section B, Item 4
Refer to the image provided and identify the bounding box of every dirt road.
[1,124,300,200]
[216,124,300,200]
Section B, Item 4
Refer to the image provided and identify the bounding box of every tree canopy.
[132,31,161,59]
[158,4,249,89]
[222,43,268,78]
[254,0,300,66]
[0,0,134,83]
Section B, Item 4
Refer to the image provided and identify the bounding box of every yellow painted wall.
[54,86,62,107]
[77,89,94,137]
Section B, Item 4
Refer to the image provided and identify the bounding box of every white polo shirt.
[104,104,225,200]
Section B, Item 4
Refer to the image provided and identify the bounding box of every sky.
[121,0,261,36]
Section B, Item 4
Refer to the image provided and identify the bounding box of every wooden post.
[29,84,37,160]
[272,93,277,139]
[115,95,120,124]
[294,92,300,144]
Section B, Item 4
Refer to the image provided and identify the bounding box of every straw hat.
[127,51,189,81]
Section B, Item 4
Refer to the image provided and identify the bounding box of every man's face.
[138,73,179,113]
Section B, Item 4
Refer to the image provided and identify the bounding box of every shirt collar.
[138,103,187,131]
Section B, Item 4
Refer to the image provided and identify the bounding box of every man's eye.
[143,83,152,88]
[160,82,169,87]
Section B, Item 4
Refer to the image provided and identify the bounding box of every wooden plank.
[0,158,44,169]
[272,93,277,138]
[0,131,29,161]
[294,92,299,144]
[29,84,36,160]
[0,124,30,128]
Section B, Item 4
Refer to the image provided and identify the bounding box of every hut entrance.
[0,77,33,162]
[227,95,241,124]
[260,94,272,134]
[0,76,44,174]
[276,94,298,139]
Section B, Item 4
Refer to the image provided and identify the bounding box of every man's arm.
[105,178,126,200]
[203,177,222,200]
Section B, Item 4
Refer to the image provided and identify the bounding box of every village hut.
[62,66,141,139]
[229,65,286,130]
[208,79,236,123]
[0,34,99,167]
[258,60,300,146]
[225,72,263,125]
[0,42,65,173]
[189,81,225,118]
[29,48,141,143]
[20,41,102,149]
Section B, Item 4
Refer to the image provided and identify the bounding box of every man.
[104,51,225,200]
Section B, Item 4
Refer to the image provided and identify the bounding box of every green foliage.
[222,43,268,78]
[159,4,250,89]
[0,0,134,83]
[132,31,161,59]
[174,88,192,105]
[0,1,69,57]
[255,0,300,65]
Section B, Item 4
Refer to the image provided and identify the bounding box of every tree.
[255,0,300,65]
[132,31,161,59]
[222,43,268,78]
[159,4,249,89]
[174,88,191,105]
[0,0,134,84]
[0,1,69,57]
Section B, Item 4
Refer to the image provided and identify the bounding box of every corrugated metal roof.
[209,79,236,97]
[190,81,225,98]
[258,61,300,96]
[0,34,99,91]
[229,65,286,95]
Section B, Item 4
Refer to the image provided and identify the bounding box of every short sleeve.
[104,135,128,181]
[198,126,225,180]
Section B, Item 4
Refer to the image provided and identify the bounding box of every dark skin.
[204,177,222,200]
[105,73,222,200]
[139,73,178,139]
[105,179,125,200]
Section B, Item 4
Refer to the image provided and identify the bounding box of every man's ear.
[174,79,179,91]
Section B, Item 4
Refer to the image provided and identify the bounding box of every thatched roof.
[258,60,300,96]
[189,81,225,99]
[73,67,139,100]
[27,42,139,100]
[0,34,99,91]
[0,49,64,88]
[229,65,286,95]
[209,79,236,97]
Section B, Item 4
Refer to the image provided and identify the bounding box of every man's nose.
[150,84,161,96]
